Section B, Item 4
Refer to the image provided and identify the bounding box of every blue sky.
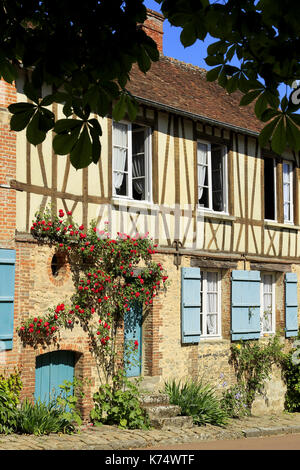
[144,0,214,69]
[144,0,291,102]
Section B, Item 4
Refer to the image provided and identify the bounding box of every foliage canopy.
[2,0,300,168]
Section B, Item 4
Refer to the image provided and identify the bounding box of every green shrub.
[0,389,18,434]
[0,370,22,434]
[281,335,300,412]
[15,399,76,435]
[220,383,250,418]
[90,370,150,430]
[164,378,228,427]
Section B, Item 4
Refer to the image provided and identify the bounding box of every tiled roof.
[127,55,264,135]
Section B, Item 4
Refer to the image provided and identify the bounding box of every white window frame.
[282,160,294,224]
[112,120,152,203]
[260,273,276,335]
[200,270,222,339]
[264,157,277,222]
[197,139,228,214]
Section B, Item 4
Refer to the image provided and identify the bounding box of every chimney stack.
[142,9,164,54]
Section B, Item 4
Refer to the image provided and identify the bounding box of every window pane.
[211,144,224,212]
[207,314,217,335]
[114,172,127,196]
[264,157,275,220]
[198,142,209,207]
[206,272,219,336]
[262,275,273,333]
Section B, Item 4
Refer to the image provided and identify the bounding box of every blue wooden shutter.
[231,270,261,341]
[0,249,16,351]
[285,272,298,337]
[181,267,201,344]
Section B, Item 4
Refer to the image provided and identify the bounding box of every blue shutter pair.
[231,270,299,340]
[181,268,299,343]
[0,249,16,350]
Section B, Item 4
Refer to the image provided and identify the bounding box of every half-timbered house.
[0,9,299,417]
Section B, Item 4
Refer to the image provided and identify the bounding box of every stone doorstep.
[139,393,170,406]
[149,415,194,430]
[143,404,182,419]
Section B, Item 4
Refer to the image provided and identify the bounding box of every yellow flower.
[236,344,241,350]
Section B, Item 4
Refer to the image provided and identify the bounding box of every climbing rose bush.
[19,207,168,382]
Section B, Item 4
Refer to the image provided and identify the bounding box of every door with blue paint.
[124,302,142,377]
[35,350,75,404]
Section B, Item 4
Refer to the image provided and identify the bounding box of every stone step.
[142,404,182,419]
[149,415,194,430]
[139,393,170,407]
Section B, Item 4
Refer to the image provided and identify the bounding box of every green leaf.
[126,95,139,121]
[207,40,225,56]
[53,126,81,155]
[254,93,268,118]
[8,102,36,114]
[260,108,280,123]
[89,125,102,164]
[137,48,151,73]
[26,112,47,145]
[270,117,286,154]
[205,55,223,67]
[23,81,41,104]
[239,90,261,106]
[54,119,82,134]
[286,117,300,152]
[258,116,281,148]
[10,109,35,131]
[70,126,92,170]
[40,95,56,107]
[180,24,197,47]
[112,94,126,122]
[206,66,222,82]
[0,57,17,83]
[225,76,238,94]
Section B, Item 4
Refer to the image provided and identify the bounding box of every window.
[112,121,152,202]
[264,157,276,221]
[197,140,227,213]
[283,161,293,223]
[260,273,275,335]
[200,271,221,337]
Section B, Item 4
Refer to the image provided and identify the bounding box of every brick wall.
[143,9,164,54]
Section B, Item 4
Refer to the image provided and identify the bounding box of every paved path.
[1,412,300,450]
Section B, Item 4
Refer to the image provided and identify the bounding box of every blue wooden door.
[35,350,75,404]
[124,302,142,377]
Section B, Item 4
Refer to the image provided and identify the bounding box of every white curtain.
[113,122,128,190]
[263,275,272,332]
[132,129,145,196]
[197,142,207,200]
[283,163,291,220]
[206,272,218,335]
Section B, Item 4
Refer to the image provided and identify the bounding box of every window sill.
[197,210,236,222]
[111,198,159,211]
[264,220,300,231]
[199,337,228,345]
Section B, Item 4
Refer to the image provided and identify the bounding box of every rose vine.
[18,206,168,384]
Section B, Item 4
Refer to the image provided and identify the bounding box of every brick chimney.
[142,9,164,54]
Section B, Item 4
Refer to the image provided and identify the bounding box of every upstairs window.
[197,140,227,213]
[112,121,152,202]
[283,161,293,224]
